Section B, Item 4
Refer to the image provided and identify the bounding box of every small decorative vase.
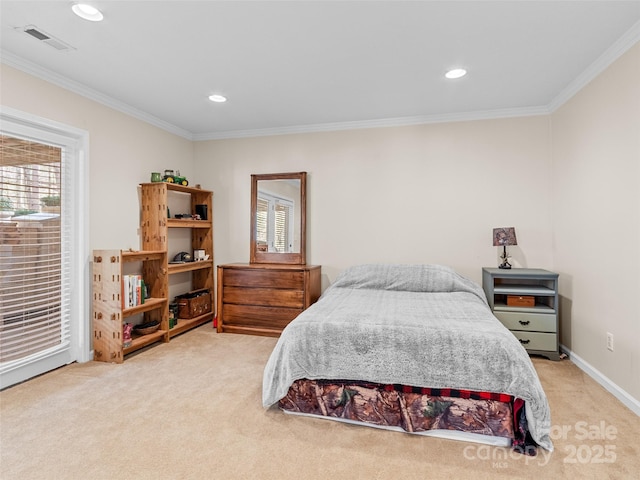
[150,172,162,182]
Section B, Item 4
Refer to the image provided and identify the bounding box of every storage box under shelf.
[506,295,535,307]
[175,288,211,319]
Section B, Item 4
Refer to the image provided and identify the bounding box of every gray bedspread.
[262,264,553,451]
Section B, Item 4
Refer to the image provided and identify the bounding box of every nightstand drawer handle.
[519,339,531,345]
[519,320,530,326]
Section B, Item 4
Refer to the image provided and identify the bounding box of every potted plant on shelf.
[41,195,61,214]
[0,196,14,220]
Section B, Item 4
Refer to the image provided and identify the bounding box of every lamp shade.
[493,227,517,246]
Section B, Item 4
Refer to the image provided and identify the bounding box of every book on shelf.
[122,274,146,308]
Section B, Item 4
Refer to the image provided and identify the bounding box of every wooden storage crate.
[176,288,211,319]
[507,295,535,307]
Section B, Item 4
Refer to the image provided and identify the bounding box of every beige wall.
[2,44,638,408]
[0,64,195,250]
[195,116,554,287]
[551,43,640,402]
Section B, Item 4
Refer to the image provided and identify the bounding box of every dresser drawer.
[222,286,304,308]
[222,304,302,330]
[494,311,556,333]
[511,331,557,352]
[224,269,304,289]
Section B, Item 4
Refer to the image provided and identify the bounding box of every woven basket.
[134,323,160,336]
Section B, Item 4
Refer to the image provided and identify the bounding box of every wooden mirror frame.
[250,171,307,265]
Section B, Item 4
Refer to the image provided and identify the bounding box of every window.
[0,136,64,363]
[256,192,294,253]
[0,108,89,389]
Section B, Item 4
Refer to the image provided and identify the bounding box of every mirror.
[250,172,306,265]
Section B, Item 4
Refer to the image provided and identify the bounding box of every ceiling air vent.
[23,25,75,51]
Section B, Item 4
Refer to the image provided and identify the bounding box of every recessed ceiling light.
[71,3,104,22]
[208,94,227,103]
[445,68,467,79]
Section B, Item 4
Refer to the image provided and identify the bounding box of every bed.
[262,264,553,454]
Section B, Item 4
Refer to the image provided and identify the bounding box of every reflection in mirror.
[251,172,306,264]
[255,179,300,253]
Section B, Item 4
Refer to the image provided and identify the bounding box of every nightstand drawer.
[511,331,557,352]
[494,311,556,333]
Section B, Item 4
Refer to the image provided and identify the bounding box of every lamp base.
[498,245,512,269]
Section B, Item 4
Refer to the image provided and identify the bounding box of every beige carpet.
[1,325,639,480]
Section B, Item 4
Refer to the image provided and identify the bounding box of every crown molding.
[548,19,640,112]
[192,106,551,141]
[1,50,194,140]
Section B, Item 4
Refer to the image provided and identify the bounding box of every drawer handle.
[519,320,530,326]
[519,339,531,345]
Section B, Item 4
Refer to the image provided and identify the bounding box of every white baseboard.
[560,344,640,416]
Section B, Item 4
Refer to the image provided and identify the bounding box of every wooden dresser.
[217,263,321,336]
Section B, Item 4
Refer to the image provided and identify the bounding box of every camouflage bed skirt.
[279,379,518,443]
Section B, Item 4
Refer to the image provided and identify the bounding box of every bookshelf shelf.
[140,182,214,335]
[92,249,168,363]
[92,182,214,363]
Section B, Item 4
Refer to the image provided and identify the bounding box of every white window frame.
[257,190,295,253]
[1,107,90,389]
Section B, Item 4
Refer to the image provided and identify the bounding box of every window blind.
[0,135,68,363]
[256,197,268,244]
[273,202,291,253]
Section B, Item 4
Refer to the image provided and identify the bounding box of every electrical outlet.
[606,332,614,352]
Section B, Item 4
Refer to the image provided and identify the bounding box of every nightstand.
[482,267,560,361]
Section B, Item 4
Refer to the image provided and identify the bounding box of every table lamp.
[493,227,517,269]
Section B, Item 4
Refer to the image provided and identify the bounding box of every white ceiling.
[1,1,639,140]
